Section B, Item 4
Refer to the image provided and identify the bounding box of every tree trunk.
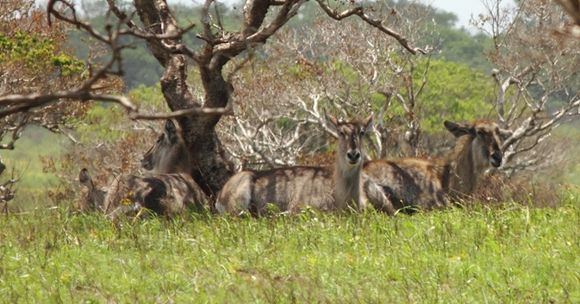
[134,0,234,196]
[158,55,233,196]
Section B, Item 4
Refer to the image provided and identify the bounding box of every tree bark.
[135,0,234,196]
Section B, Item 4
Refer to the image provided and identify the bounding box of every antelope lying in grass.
[216,114,373,215]
[79,120,207,217]
[364,120,510,214]
[78,168,106,211]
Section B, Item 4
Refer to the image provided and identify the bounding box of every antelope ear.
[363,113,374,131]
[325,111,339,130]
[79,168,91,185]
[498,128,513,140]
[164,119,178,144]
[444,120,473,138]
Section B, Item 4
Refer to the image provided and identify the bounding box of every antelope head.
[141,119,192,174]
[444,120,511,170]
[327,113,373,170]
[78,168,106,211]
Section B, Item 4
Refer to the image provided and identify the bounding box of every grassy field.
[1,127,67,209]
[0,193,578,303]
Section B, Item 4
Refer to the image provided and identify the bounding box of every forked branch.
[315,0,428,55]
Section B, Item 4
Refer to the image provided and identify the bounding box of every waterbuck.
[79,120,207,217]
[141,119,192,174]
[364,120,509,214]
[216,113,373,215]
[78,168,106,212]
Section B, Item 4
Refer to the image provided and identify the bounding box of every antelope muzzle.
[490,151,502,167]
[346,149,361,165]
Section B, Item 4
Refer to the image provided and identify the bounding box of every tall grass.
[1,126,68,209]
[0,193,578,303]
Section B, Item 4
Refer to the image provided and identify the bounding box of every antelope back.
[103,173,208,218]
[141,119,192,174]
[363,158,449,213]
[363,120,510,213]
[217,113,373,215]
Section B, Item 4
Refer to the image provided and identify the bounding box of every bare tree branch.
[130,105,234,120]
[0,91,235,121]
[479,0,580,173]
[0,118,26,150]
[242,0,270,37]
[315,0,429,55]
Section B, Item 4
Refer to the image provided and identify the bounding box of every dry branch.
[479,0,580,174]
[315,0,429,55]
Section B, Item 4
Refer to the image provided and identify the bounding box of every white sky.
[427,0,515,30]
[428,0,489,29]
[170,0,515,31]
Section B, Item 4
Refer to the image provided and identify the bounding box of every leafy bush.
[0,32,84,77]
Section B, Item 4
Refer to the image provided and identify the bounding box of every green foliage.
[0,32,53,66]
[65,2,242,90]
[65,1,492,89]
[73,105,125,143]
[330,60,359,85]
[71,83,165,143]
[128,83,167,109]
[0,197,578,302]
[287,63,309,80]
[63,80,164,147]
[418,59,495,132]
[0,127,67,208]
[323,57,495,135]
[553,123,580,186]
[436,30,492,72]
[51,53,85,77]
[120,45,165,88]
[0,32,84,77]
[275,117,294,130]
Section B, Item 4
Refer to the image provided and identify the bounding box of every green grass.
[0,194,579,303]
[1,126,68,208]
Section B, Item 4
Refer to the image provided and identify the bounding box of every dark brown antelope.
[78,168,106,212]
[364,119,509,214]
[79,120,207,217]
[215,113,373,215]
[443,120,508,197]
[141,119,192,174]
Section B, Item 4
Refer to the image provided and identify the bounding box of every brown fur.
[78,168,107,212]
[444,120,506,198]
[364,120,508,213]
[104,173,207,217]
[141,119,192,174]
[79,120,208,217]
[363,158,449,213]
[79,169,208,217]
[216,114,373,215]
